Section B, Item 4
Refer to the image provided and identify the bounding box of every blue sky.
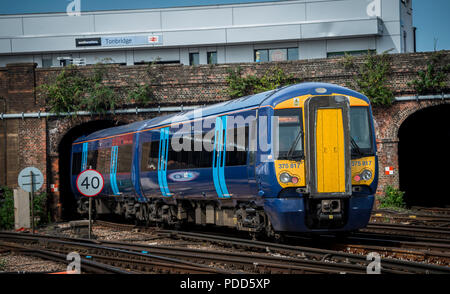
[412,0,450,52]
[0,0,448,52]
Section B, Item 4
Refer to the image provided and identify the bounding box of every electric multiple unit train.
[71,82,378,235]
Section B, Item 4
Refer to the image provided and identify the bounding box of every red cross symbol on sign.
[384,166,394,175]
[51,184,58,192]
[148,36,159,43]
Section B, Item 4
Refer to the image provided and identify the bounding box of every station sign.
[101,35,163,47]
[76,169,104,197]
[75,35,163,48]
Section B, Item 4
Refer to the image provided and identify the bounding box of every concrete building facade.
[0,0,414,67]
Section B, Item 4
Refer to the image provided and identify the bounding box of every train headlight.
[361,170,373,181]
[280,172,292,183]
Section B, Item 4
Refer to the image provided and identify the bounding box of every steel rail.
[0,232,233,274]
[69,239,372,274]
[363,223,450,240]
[0,232,367,274]
[93,220,450,273]
[0,240,133,274]
[158,230,450,274]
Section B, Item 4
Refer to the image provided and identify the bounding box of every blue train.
[71,82,378,235]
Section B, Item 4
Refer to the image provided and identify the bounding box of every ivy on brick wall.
[225,66,302,98]
[408,51,450,95]
[39,64,120,114]
[128,83,156,105]
[341,51,395,107]
[39,63,155,115]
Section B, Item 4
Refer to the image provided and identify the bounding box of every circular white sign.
[18,167,44,193]
[76,169,104,197]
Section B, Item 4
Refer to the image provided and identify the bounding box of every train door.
[304,95,352,197]
[139,130,161,198]
[219,114,253,199]
[212,116,231,198]
[247,119,258,196]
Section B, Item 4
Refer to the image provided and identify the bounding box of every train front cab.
[263,93,377,233]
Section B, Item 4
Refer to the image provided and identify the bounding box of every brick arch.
[371,99,450,196]
[393,99,450,140]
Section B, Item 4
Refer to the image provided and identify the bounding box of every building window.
[207,51,217,64]
[327,50,376,58]
[255,47,298,62]
[189,53,199,66]
[287,48,299,61]
[42,58,53,68]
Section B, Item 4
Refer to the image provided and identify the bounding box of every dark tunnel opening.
[58,119,124,220]
[398,104,450,208]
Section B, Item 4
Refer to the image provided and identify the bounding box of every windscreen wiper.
[350,137,364,157]
[286,129,304,161]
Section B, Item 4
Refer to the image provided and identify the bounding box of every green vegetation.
[0,258,6,271]
[0,186,49,230]
[225,66,302,98]
[341,51,395,106]
[408,51,450,95]
[39,63,156,116]
[33,191,50,226]
[39,64,120,115]
[0,186,14,230]
[379,185,406,209]
[127,84,155,105]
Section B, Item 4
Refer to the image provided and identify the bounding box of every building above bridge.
[0,0,414,67]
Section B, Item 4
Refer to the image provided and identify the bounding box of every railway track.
[0,232,233,274]
[411,206,450,216]
[0,231,374,274]
[95,220,450,262]
[97,221,450,272]
[0,240,133,274]
[161,229,450,273]
[362,222,450,240]
[371,209,450,227]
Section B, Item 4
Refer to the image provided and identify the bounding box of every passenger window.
[117,144,133,173]
[96,147,108,175]
[71,152,82,175]
[225,126,249,166]
[87,149,98,170]
[141,141,160,172]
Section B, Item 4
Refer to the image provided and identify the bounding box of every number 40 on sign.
[76,169,104,197]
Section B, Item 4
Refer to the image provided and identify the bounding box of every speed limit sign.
[76,169,104,197]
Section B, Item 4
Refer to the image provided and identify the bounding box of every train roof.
[73,82,369,144]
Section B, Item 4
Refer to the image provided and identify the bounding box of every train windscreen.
[350,107,374,156]
[274,108,304,160]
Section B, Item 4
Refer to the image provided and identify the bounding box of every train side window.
[141,141,159,172]
[226,126,249,166]
[117,144,133,173]
[190,131,214,168]
[168,135,194,170]
[87,149,98,170]
[96,148,108,175]
[248,120,257,165]
[103,148,112,174]
[71,152,82,175]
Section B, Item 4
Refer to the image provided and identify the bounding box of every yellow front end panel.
[316,108,346,193]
